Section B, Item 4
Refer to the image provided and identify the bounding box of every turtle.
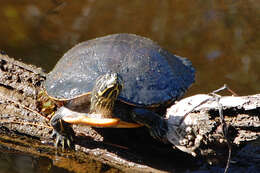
[44,33,195,149]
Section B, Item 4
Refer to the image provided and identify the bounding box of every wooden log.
[166,94,260,161]
[0,53,259,172]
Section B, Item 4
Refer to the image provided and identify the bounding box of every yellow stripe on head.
[90,73,123,115]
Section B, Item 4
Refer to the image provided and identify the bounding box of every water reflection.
[0,152,71,173]
[1,0,259,96]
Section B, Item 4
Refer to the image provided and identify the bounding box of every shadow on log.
[0,53,259,172]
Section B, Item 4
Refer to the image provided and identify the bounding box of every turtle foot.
[50,107,76,150]
[149,119,168,142]
[51,129,75,150]
[132,108,168,142]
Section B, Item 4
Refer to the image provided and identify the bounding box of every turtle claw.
[50,108,76,150]
[51,129,75,150]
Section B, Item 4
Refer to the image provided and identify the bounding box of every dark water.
[0,152,71,173]
[0,0,259,172]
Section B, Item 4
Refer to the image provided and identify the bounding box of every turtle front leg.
[51,106,126,149]
[131,108,168,142]
[50,106,75,150]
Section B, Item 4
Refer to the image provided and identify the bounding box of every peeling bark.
[0,53,259,172]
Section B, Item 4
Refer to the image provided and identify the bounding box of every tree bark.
[0,53,259,172]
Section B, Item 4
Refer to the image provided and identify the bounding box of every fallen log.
[166,93,260,165]
[0,53,259,172]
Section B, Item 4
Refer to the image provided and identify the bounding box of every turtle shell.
[44,33,195,107]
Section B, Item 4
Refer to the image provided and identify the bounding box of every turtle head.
[90,73,123,115]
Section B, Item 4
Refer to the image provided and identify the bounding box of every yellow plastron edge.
[62,114,143,128]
